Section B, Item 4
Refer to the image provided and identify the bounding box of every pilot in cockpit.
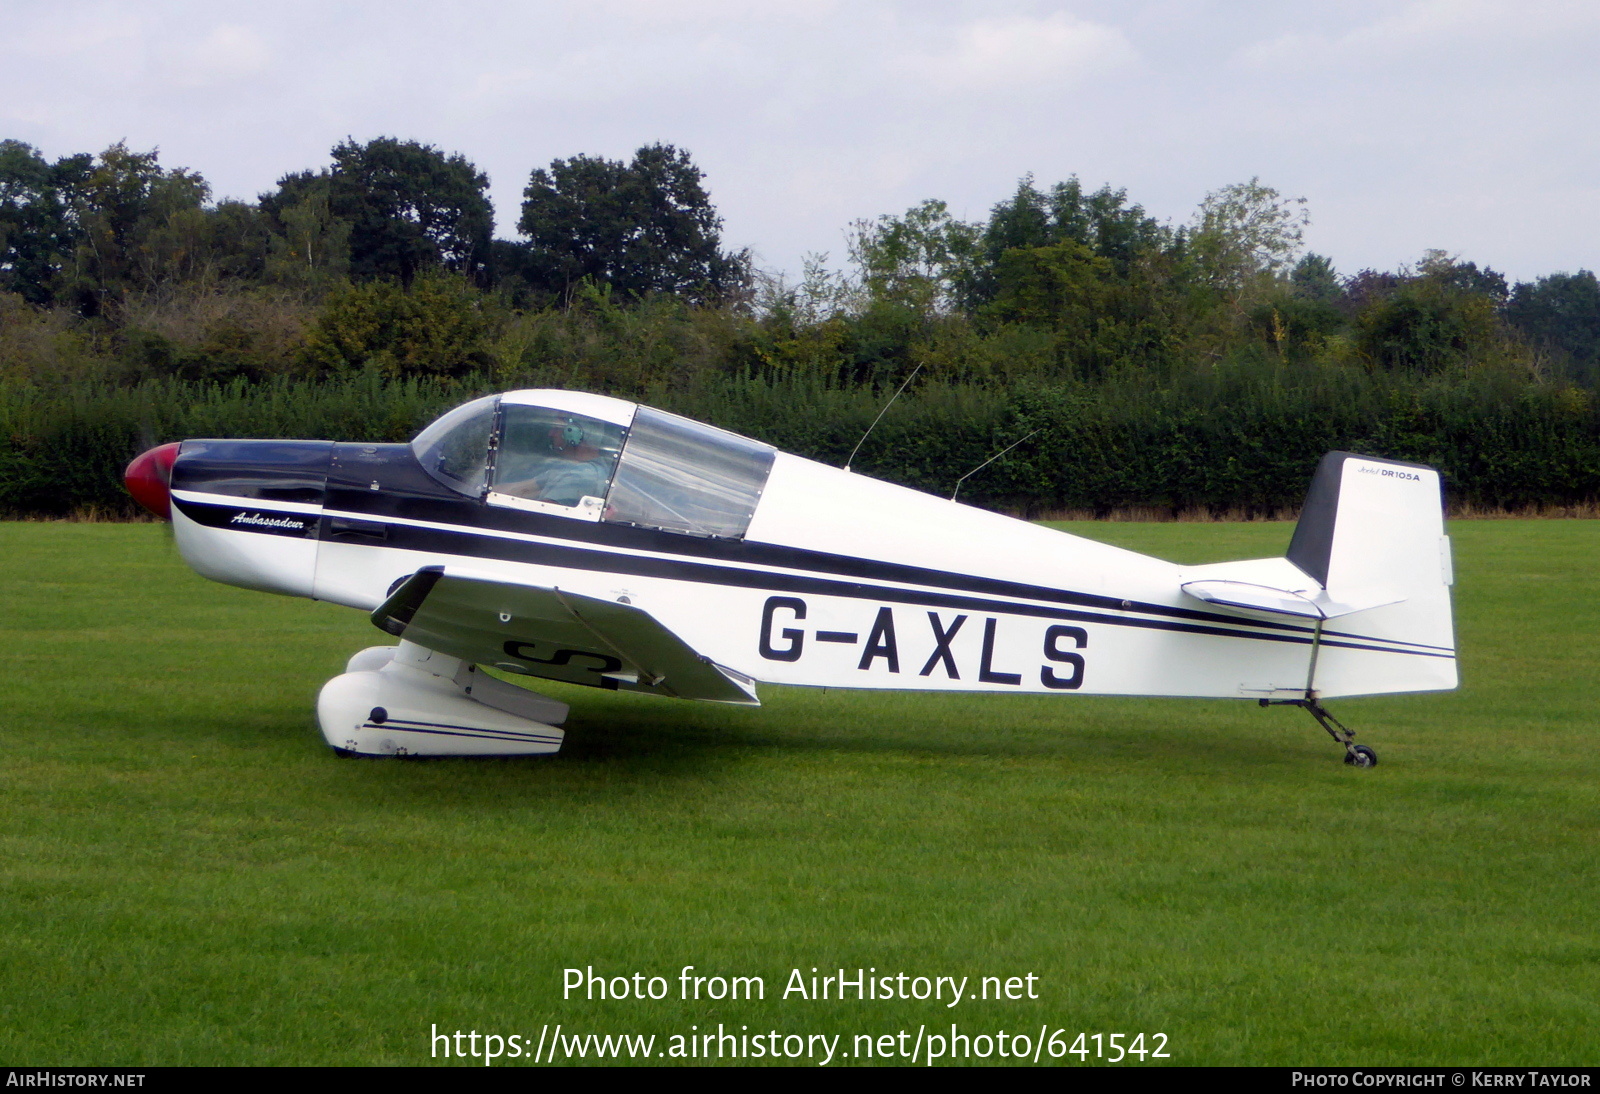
[494,411,622,508]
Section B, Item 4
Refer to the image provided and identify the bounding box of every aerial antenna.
[844,361,924,473]
[950,428,1043,503]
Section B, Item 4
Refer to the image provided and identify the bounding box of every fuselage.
[156,390,1456,702]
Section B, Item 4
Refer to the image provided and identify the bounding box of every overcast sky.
[3,0,1595,284]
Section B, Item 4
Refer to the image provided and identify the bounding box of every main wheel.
[1345,744,1378,768]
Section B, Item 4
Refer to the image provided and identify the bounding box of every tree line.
[0,135,1596,516]
[1,135,1596,386]
[0,136,745,311]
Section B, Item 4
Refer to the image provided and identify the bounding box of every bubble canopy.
[409,391,775,539]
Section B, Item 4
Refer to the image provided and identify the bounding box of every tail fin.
[1177,452,1458,698]
[1286,452,1457,698]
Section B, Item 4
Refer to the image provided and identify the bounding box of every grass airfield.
[0,519,1596,1066]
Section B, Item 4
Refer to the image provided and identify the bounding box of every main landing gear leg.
[1259,698,1377,767]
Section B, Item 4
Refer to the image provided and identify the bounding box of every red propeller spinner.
[124,442,181,519]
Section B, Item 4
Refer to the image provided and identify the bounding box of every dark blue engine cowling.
[171,439,335,505]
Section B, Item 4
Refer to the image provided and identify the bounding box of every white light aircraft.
[123,389,1457,766]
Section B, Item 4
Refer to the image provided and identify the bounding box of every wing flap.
[373,567,759,705]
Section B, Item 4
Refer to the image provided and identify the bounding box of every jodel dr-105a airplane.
[123,389,1457,766]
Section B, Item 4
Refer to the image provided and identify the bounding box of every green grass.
[1,519,1596,1066]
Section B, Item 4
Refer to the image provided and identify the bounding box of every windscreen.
[604,408,775,538]
[411,395,498,496]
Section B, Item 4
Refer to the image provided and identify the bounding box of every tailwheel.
[1345,744,1378,768]
[1264,697,1377,768]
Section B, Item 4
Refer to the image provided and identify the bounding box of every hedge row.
[2,370,1597,517]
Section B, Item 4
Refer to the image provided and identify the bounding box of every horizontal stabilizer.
[1177,555,1405,620]
[1180,576,1405,620]
[1182,577,1320,618]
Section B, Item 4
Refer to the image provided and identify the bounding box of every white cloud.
[167,24,273,88]
[466,29,757,107]
[578,0,844,29]
[1237,0,1600,70]
[8,4,144,61]
[897,13,1137,91]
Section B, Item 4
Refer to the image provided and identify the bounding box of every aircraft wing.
[371,566,759,705]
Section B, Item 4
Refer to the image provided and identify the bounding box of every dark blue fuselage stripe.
[175,496,1454,661]
[176,492,1444,651]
